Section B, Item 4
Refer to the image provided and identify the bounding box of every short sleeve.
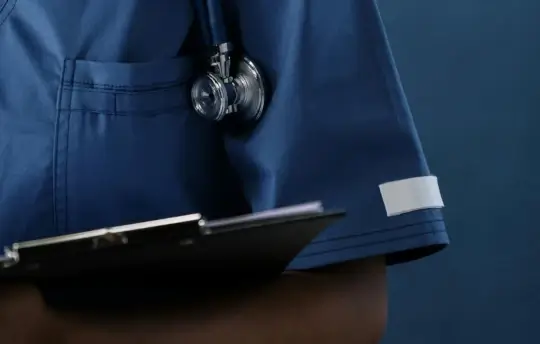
[224,0,449,270]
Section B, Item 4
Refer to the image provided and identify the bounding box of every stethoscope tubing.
[194,0,228,47]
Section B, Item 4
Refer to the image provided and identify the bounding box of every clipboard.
[0,202,345,282]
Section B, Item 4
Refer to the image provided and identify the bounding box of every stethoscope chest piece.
[191,56,266,123]
[191,0,268,123]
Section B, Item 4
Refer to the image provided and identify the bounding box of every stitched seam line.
[59,105,189,117]
[0,1,9,17]
[63,84,185,95]
[297,226,447,259]
[62,80,189,92]
[310,218,444,244]
[52,61,68,233]
[62,65,77,234]
[0,0,18,28]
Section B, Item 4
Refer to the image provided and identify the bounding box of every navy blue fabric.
[378,0,540,343]
[0,0,448,270]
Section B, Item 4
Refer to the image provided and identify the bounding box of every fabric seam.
[0,0,17,29]
[297,219,446,258]
[310,217,443,244]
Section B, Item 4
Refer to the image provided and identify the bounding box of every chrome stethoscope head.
[191,0,267,123]
[191,55,266,123]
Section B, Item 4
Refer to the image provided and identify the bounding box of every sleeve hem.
[286,219,449,270]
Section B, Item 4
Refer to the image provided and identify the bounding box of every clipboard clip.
[91,232,129,249]
[0,247,19,268]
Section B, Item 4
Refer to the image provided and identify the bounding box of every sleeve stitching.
[297,223,446,258]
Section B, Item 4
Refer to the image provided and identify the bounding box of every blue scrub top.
[0,0,448,269]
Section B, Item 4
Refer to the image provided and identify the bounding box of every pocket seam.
[53,61,75,234]
[58,58,192,117]
[64,105,189,117]
[64,58,194,91]
[59,85,190,116]
[63,80,188,93]
[0,0,17,28]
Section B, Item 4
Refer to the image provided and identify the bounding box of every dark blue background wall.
[378,1,540,343]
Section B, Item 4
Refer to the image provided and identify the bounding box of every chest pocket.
[54,58,240,235]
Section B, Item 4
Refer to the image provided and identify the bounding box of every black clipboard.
[0,202,344,282]
[0,202,344,310]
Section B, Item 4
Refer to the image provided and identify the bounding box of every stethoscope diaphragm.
[190,0,267,123]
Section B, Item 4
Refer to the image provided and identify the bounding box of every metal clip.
[91,231,129,250]
[0,247,19,268]
[211,42,234,81]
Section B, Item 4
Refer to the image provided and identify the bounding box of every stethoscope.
[191,0,267,123]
